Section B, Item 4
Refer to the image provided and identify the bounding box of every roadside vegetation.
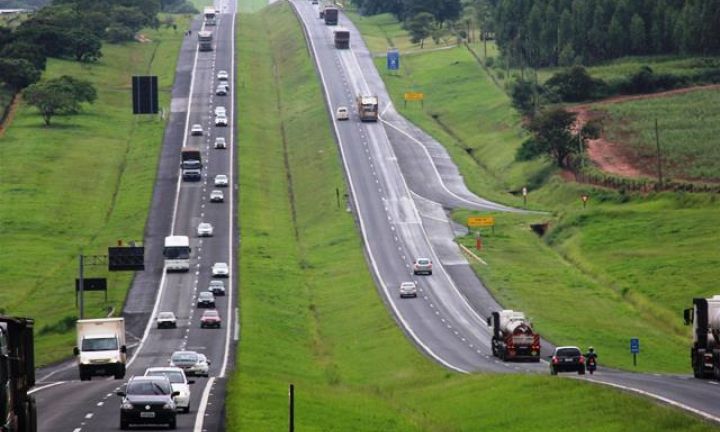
[348,7,720,373]
[227,2,719,430]
[0,15,190,365]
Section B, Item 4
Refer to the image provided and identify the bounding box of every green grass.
[600,88,720,181]
[347,13,720,373]
[0,17,189,366]
[226,2,720,430]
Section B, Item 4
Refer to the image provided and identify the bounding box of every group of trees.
[23,75,97,125]
[493,0,720,68]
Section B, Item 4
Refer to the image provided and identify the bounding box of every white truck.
[73,318,127,381]
[684,296,720,378]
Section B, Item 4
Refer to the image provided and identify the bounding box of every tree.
[0,42,47,71]
[510,79,536,115]
[407,12,435,48]
[629,13,647,54]
[106,25,136,43]
[0,58,41,90]
[68,31,103,62]
[526,108,580,168]
[22,76,97,126]
[545,66,604,102]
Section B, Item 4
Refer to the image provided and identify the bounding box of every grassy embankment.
[0,16,189,365]
[349,13,720,373]
[226,2,719,430]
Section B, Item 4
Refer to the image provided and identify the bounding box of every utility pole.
[288,384,295,432]
[78,253,84,319]
[655,118,663,186]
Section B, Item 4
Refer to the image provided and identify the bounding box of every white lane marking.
[193,377,216,432]
[27,381,65,394]
[84,413,93,419]
[234,307,240,341]
[73,428,81,432]
[291,0,468,373]
[96,401,104,407]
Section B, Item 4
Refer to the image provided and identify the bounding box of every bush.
[545,65,607,102]
[485,56,494,68]
[510,79,537,115]
[105,25,135,43]
[515,137,543,161]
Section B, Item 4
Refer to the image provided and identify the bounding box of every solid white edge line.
[291,0,468,374]
[28,381,65,395]
[193,377,215,432]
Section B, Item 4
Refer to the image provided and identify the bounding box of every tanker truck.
[684,296,720,378]
[487,310,541,362]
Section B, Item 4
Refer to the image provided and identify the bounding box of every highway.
[32,1,237,430]
[289,0,720,424]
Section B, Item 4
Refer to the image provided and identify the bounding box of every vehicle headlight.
[121,402,133,410]
[163,402,175,410]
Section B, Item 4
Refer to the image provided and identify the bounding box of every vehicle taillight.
[579,355,585,364]
[551,356,559,364]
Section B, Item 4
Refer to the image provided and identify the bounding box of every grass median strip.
[0,18,189,365]
[226,2,717,429]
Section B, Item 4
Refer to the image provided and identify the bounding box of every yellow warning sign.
[467,216,495,227]
[404,92,425,101]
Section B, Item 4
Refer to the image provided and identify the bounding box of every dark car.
[197,291,215,308]
[550,346,586,375]
[182,169,202,181]
[118,376,179,429]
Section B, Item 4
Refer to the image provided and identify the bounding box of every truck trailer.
[356,95,378,122]
[684,296,720,378]
[203,6,217,26]
[487,310,541,362]
[333,27,350,49]
[0,316,36,432]
[324,6,338,25]
[74,318,127,381]
[198,30,213,52]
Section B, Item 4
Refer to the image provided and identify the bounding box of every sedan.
[117,376,177,429]
[214,137,227,149]
[209,280,226,296]
[214,174,228,187]
[190,124,203,136]
[197,222,213,237]
[200,310,222,328]
[215,115,228,127]
[217,70,229,81]
[413,258,433,275]
[212,262,229,278]
[399,281,417,298]
[197,291,216,308]
[210,190,224,202]
[336,106,349,120]
[144,367,194,413]
[169,351,209,377]
[550,346,586,375]
[214,106,226,117]
[156,311,177,329]
[215,85,228,96]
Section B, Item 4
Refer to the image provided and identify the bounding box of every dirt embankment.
[568,84,720,179]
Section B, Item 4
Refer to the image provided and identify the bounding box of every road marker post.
[631,337,640,366]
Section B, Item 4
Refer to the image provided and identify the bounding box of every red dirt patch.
[569,84,720,179]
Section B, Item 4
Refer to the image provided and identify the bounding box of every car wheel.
[550,368,557,376]
[578,368,585,375]
[168,417,177,430]
[120,418,129,430]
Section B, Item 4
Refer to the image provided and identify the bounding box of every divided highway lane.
[292,1,720,424]
[291,0,546,374]
[34,1,237,430]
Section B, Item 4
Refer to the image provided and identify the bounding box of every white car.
[214,137,227,149]
[336,106,349,120]
[217,70,229,81]
[210,190,224,202]
[399,281,417,298]
[190,124,203,136]
[212,262,229,277]
[197,222,213,237]
[214,106,226,117]
[144,367,194,413]
[208,280,226,296]
[214,174,228,187]
[215,85,228,96]
[169,351,210,377]
[156,311,177,329]
[215,115,228,127]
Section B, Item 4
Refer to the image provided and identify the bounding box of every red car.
[200,310,221,328]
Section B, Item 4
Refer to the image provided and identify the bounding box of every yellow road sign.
[467,216,494,227]
[404,91,424,101]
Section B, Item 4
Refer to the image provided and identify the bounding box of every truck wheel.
[79,369,90,381]
[114,364,126,379]
[18,395,37,432]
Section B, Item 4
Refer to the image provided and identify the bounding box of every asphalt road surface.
[289,0,720,424]
[33,1,237,431]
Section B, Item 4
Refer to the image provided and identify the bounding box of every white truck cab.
[74,317,127,381]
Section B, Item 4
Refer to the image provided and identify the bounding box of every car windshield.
[146,371,184,384]
[200,292,213,299]
[172,352,198,363]
[158,313,174,319]
[556,348,581,357]
[127,380,171,395]
[417,259,430,265]
[204,311,219,317]
[81,337,117,352]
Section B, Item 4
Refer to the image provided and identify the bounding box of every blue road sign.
[387,49,399,71]
[630,338,640,354]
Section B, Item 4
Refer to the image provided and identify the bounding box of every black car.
[118,376,179,429]
[550,346,586,375]
[197,291,215,308]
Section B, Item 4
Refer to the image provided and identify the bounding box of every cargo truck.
[0,316,36,432]
[198,30,213,51]
[356,95,378,122]
[487,310,541,362]
[203,6,216,26]
[324,6,338,25]
[684,296,720,378]
[333,27,350,49]
[181,147,202,181]
[74,318,127,381]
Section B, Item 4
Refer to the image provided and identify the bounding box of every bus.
[164,236,191,272]
[198,31,213,52]
[204,7,216,26]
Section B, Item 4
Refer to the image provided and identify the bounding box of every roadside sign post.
[630,338,640,366]
[581,194,589,208]
[386,48,399,75]
[475,232,482,251]
[403,91,424,109]
[522,187,528,207]
[288,384,295,432]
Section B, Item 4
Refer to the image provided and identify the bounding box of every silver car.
[209,280,226,296]
[214,115,228,127]
[156,311,177,328]
[399,281,417,298]
[217,70,229,81]
[214,137,227,149]
[211,262,229,278]
[214,174,228,187]
[169,351,210,377]
[413,258,433,275]
[215,85,228,96]
[214,106,226,117]
[210,190,224,202]
[190,124,203,136]
[197,222,213,237]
